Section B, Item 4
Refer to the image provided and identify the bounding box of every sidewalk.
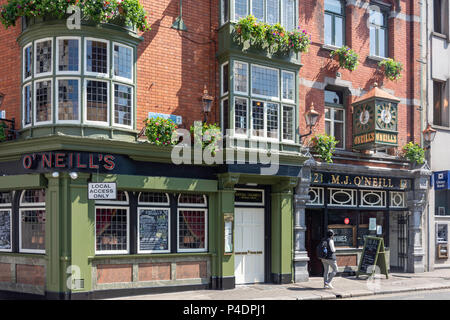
[108,268,450,300]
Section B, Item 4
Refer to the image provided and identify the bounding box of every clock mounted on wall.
[354,104,374,133]
[376,102,397,131]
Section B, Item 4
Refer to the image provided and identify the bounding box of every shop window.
[113,43,133,82]
[35,79,52,124]
[0,192,12,252]
[325,89,345,149]
[56,37,80,74]
[178,209,207,252]
[328,211,357,247]
[324,0,345,47]
[433,80,449,127]
[437,224,448,243]
[85,38,109,76]
[113,84,133,128]
[358,211,388,247]
[57,79,80,122]
[86,80,109,124]
[23,43,33,81]
[19,189,46,254]
[369,6,388,58]
[95,191,129,254]
[35,38,52,77]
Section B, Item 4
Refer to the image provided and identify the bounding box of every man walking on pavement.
[321,230,338,289]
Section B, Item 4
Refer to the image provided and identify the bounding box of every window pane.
[334,122,344,148]
[114,44,132,80]
[252,0,264,21]
[369,9,384,27]
[86,40,108,74]
[334,108,344,121]
[0,192,11,204]
[0,210,11,251]
[58,79,79,121]
[139,192,169,204]
[21,190,46,204]
[433,81,443,126]
[222,63,229,94]
[327,211,357,247]
[21,210,45,251]
[324,13,332,45]
[325,107,331,120]
[378,28,387,57]
[222,99,229,135]
[179,194,207,206]
[335,16,343,47]
[24,85,32,126]
[58,39,79,72]
[358,212,387,247]
[325,90,343,105]
[434,0,443,33]
[35,80,52,123]
[96,208,128,252]
[178,210,206,250]
[35,40,52,74]
[235,98,248,135]
[283,106,294,141]
[325,0,343,14]
[235,0,248,20]
[86,81,108,123]
[222,0,229,24]
[24,45,32,79]
[234,61,248,93]
[114,84,132,127]
[139,208,169,252]
[282,0,295,31]
[252,65,278,98]
[267,103,279,139]
[267,0,280,24]
[252,101,265,137]
[325,119,331,135]
[370,27,376,56]
[282,71,295,101]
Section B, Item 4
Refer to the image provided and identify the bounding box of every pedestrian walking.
[317,230,338,289]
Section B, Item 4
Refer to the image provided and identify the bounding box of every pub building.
[293,86,431,280]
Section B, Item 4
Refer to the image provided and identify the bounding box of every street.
[343,288,450,300]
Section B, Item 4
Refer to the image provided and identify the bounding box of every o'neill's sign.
[312,172,410,190]
[353,132,398,146]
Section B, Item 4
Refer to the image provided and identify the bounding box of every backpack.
[316,239,328,259]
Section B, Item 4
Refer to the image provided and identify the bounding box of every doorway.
[234,207,265,284]
[306,209,324,276]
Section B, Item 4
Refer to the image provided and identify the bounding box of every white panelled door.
[234,207,265,285]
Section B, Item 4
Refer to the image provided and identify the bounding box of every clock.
[354,104,374,133]
[376,102,397,130]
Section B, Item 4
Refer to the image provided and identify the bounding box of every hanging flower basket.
[330,46,359,71]
[378,58,403,81]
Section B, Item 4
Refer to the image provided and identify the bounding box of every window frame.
[369,5,389,58]
[325,106,345,150]
[250,100,280,141]
[34,37,53,78]
[84,37,110,78]
[0,209,12,253]
[324,0,345,47]
[177,208,208,253]
[281,0,296,31]
[112,42,134,84]
[23,43,33,82]
[94,206,130,255]
[433,79,449,127]
[84,78,110,126]
[233,96,249,138]
[56,77,81,124]
[251,64,280,101]
[281,70,296,104]
[137,207,171,254]
[281,104,296,143]
[19,208,46,254]
[112,82,134,129]
[55,36,81,76]
[234,60,249,96]
[177,194,208,208]
[23,83,33,128]
[34,78,53,126]
[138,192,170,206]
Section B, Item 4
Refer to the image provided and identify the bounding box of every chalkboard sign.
[139,208,169,252]
[356,236,388,279]
[0,210,11,251]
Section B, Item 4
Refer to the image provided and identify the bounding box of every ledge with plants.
[330,46,359,71]
[234,15,311,55]
[310,134,338,164]
[143,117,179,147]
[0,0,151,32]
[378,58,403,81]
[402,142,425,166]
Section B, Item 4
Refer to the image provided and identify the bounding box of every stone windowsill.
[321,44,341,52]
[367,55,388,63]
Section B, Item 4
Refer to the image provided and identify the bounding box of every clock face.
[376,102,397,130]
[354,105,374,133]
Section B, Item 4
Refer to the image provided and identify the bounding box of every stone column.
[293,155,315,282]
[406,165,431,273]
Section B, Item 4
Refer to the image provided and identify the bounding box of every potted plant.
[143,117,178,146]
[402,142,425,165]
[190,122,222,156]
[330,46,359,71]
[378,58,403,81]
[311,134,338,163]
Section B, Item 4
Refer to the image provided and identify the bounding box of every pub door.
[306,209,324,276]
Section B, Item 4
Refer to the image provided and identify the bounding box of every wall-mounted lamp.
[423,123,437,150]
[52,172,60,178]
[201,85,214,123]
[172,0,187,31]
[300,102,320,143]
[69,172,78,180]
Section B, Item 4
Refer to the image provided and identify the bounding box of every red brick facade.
[0,0,420,164]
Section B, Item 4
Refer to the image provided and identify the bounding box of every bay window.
[229,0,296,30]
[22,36,135,129]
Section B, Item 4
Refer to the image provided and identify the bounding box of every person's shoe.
[324,283,331,289]
[327,283,334,289]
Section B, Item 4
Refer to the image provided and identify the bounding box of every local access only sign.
[88,183,117,200]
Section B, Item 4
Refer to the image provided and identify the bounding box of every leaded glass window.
[114,84,132,127]
[35,80,52,124]
[57,38,79,73]
[57,79,79,122]
[114,43,133,80]
[35,39,52,76]
[251,65,279,98]
[86,80,108,123]
[86,39,108,75]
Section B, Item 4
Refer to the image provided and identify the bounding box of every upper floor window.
[369,7,388,58]
[434,0,448,35]
[230,0,296,31]
[433,80,449,127]
[325,89,345,149]
[324,0,345,47]
[22,36,135,129]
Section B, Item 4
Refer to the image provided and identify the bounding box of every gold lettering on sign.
[354,133,376,145]
[343,176,349,185]
[332,175,340,184]
[388,179,393,188]
[364,177,372,186]
[354,176,362,186]
[373,178,378,187]
[376,132,397,144]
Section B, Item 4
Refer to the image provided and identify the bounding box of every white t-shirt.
[329,239,336,252]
